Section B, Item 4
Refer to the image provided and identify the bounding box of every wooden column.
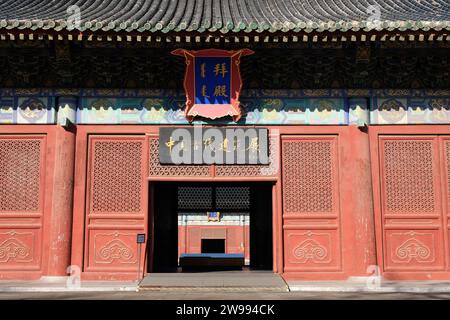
[46,125,76,276]
[345,125,377,276]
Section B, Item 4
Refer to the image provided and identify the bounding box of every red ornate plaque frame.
[172,48,254,122]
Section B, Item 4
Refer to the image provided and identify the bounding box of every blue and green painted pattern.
[0,88,449,125]
[0,96,56,124]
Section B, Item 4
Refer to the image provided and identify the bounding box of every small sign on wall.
[207,212,221,222]
[136,234,146,244]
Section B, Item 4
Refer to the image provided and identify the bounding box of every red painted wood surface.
[6,124,450,281]
[0,125,74,280]
[71,125,376,281]
[370,126,450,280]
[178,226,250,261]
[47,127,76,276]
[280,126,376,280]
[83,135,148,276]
[281,135,343,274]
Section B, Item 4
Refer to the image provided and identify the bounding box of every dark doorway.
[149,182,273,272]
[149,182,178,272]
[202,239,225,254]
[249,183,273,270]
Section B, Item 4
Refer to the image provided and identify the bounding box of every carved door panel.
[281,136,342,273]
[0,135,46,272]
[84,135,147,273]
[378,136,445,271]
[439,137,450,269]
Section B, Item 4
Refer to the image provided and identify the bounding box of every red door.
[378,136,445,274]
[373,132,450,279]
[83,135,147,277]
[0,135,46,278]
[281,135,343,278]
[440,137,450,272]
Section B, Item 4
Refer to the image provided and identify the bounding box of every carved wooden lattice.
[85,136,145,272]
[281,136,341,273]
[379,136,444,271]
[178,187,213,210]
[148,135,278,178]
[0,138,42,212]
[216,187,250,209]
[148,137,210,177]
[382,140,435,213]
[282,139,335,213]
[90,140,143,213]
[215,136,278,177]
[445,141,450,205]
[0,135,44,270]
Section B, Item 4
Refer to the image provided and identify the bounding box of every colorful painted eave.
[0,0,448,35]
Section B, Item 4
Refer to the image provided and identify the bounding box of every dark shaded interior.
[149,181,273,272]
[201,239,226,254]
[1,42,449,89]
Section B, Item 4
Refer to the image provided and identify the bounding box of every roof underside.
[0,0,449,34]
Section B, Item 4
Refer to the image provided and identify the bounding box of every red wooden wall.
[0,126,74,280]
[70,125,376,280]
[0,135,46,277]
[72,127,279,279]
[4,124,450,281]
[370,126,450,280]
[178,225,250,261]
[282,136,342,274]
[280,126,376,280]
[83,135,147,276]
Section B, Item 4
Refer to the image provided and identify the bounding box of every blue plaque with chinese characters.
[172,49,254,122]
[207,211,221,222]
[194,57,231,105]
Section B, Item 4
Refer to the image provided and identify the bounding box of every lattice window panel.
[282,139,336,213]
[0,138,42,212]
[148,137,210,177]
[90,139,143,213]
[445,141,450,205]
[215,136,278,177]
[382,139,435,213]
[216,187,250,210]
[178,187,213,210]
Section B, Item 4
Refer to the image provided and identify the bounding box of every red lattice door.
[378,136,445,272]
[0,135,46,274]
[440,137,450,270]
[281,136,342,275]
[84,135,147,273]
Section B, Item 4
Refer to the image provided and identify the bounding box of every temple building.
[0,0,450,282]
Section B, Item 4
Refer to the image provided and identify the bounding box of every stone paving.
[2,272,450,299]
[139,271,288,291]
[0,291,450,300]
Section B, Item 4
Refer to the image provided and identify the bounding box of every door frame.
[147,181,274,273]
[71,125,281,280]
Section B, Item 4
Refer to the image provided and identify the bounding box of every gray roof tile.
[0,0,448,33]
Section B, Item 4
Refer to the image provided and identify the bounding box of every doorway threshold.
[139,271,288,292]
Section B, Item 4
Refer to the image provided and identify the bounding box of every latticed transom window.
[177,187,213,210]
[177,186,250,211]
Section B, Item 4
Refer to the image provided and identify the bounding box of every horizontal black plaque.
[159,127,269,165]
